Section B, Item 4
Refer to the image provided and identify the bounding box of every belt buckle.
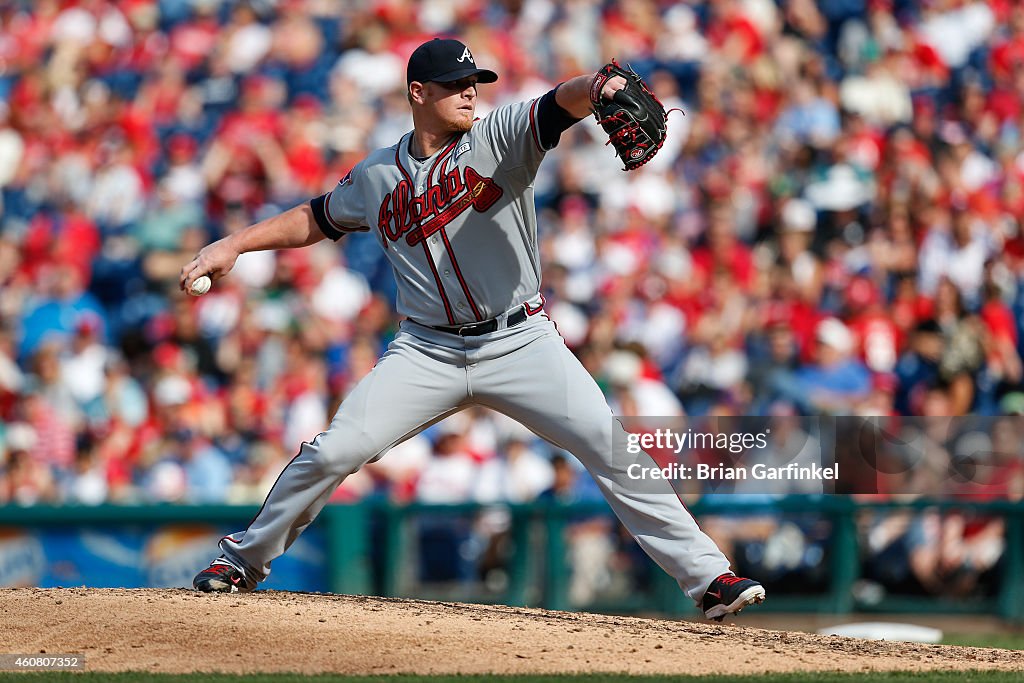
[458,325,473,336]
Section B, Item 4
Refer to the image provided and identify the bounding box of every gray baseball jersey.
[318,100,545,325]
[213,95,733,605]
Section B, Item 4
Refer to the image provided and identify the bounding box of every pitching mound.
[2,588,1021,675]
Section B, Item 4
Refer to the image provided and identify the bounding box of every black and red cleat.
[193,558,254,593]
[701,573,766,621]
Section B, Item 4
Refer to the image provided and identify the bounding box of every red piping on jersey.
[393,142,416,197]
[428,138,460,177]
[422,240,457,325]
[439,226,482,321]
[396,140,457,325]
[528,98,543,153]
[433,153,483,322]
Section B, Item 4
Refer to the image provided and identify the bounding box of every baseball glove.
[590,61,677,171]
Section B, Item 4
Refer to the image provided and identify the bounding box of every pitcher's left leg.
[473,322,733,605]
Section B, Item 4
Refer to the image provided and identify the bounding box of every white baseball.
[189,275,212,296]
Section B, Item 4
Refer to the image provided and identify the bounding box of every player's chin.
[448,113,474,133]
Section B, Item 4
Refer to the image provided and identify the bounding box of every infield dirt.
[2,588,1022,675]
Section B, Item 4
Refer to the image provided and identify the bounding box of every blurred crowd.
[1,0,1024,600]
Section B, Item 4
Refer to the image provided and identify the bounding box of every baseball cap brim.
[426,67,498,84]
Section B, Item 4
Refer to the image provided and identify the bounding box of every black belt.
[427,305,529,336]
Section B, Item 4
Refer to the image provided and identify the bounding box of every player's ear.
[409,81,426,105]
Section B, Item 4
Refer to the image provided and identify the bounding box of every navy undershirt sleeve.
[536,85,585,150]
[309,193,342,241]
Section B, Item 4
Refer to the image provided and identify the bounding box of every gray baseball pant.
[219,313,730,603]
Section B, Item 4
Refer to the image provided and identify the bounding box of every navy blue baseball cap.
[406,38,498,85]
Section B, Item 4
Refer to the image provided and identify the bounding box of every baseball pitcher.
[181,38,765,620]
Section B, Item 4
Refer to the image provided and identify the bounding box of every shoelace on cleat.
[206,564,237,577]
[717,574,746,586]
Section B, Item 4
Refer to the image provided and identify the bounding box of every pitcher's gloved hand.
[590,61,679,171]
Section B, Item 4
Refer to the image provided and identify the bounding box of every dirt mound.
[2,588,1021,675]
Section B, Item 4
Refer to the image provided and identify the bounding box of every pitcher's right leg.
[195,328,468,591]
[468,319,748,608]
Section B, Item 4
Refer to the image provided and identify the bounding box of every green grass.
[2,673,1023,682]
[941,633,1024,650]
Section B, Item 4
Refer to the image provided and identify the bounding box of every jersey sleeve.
[310,164,371,241]
[474,99,548,176]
